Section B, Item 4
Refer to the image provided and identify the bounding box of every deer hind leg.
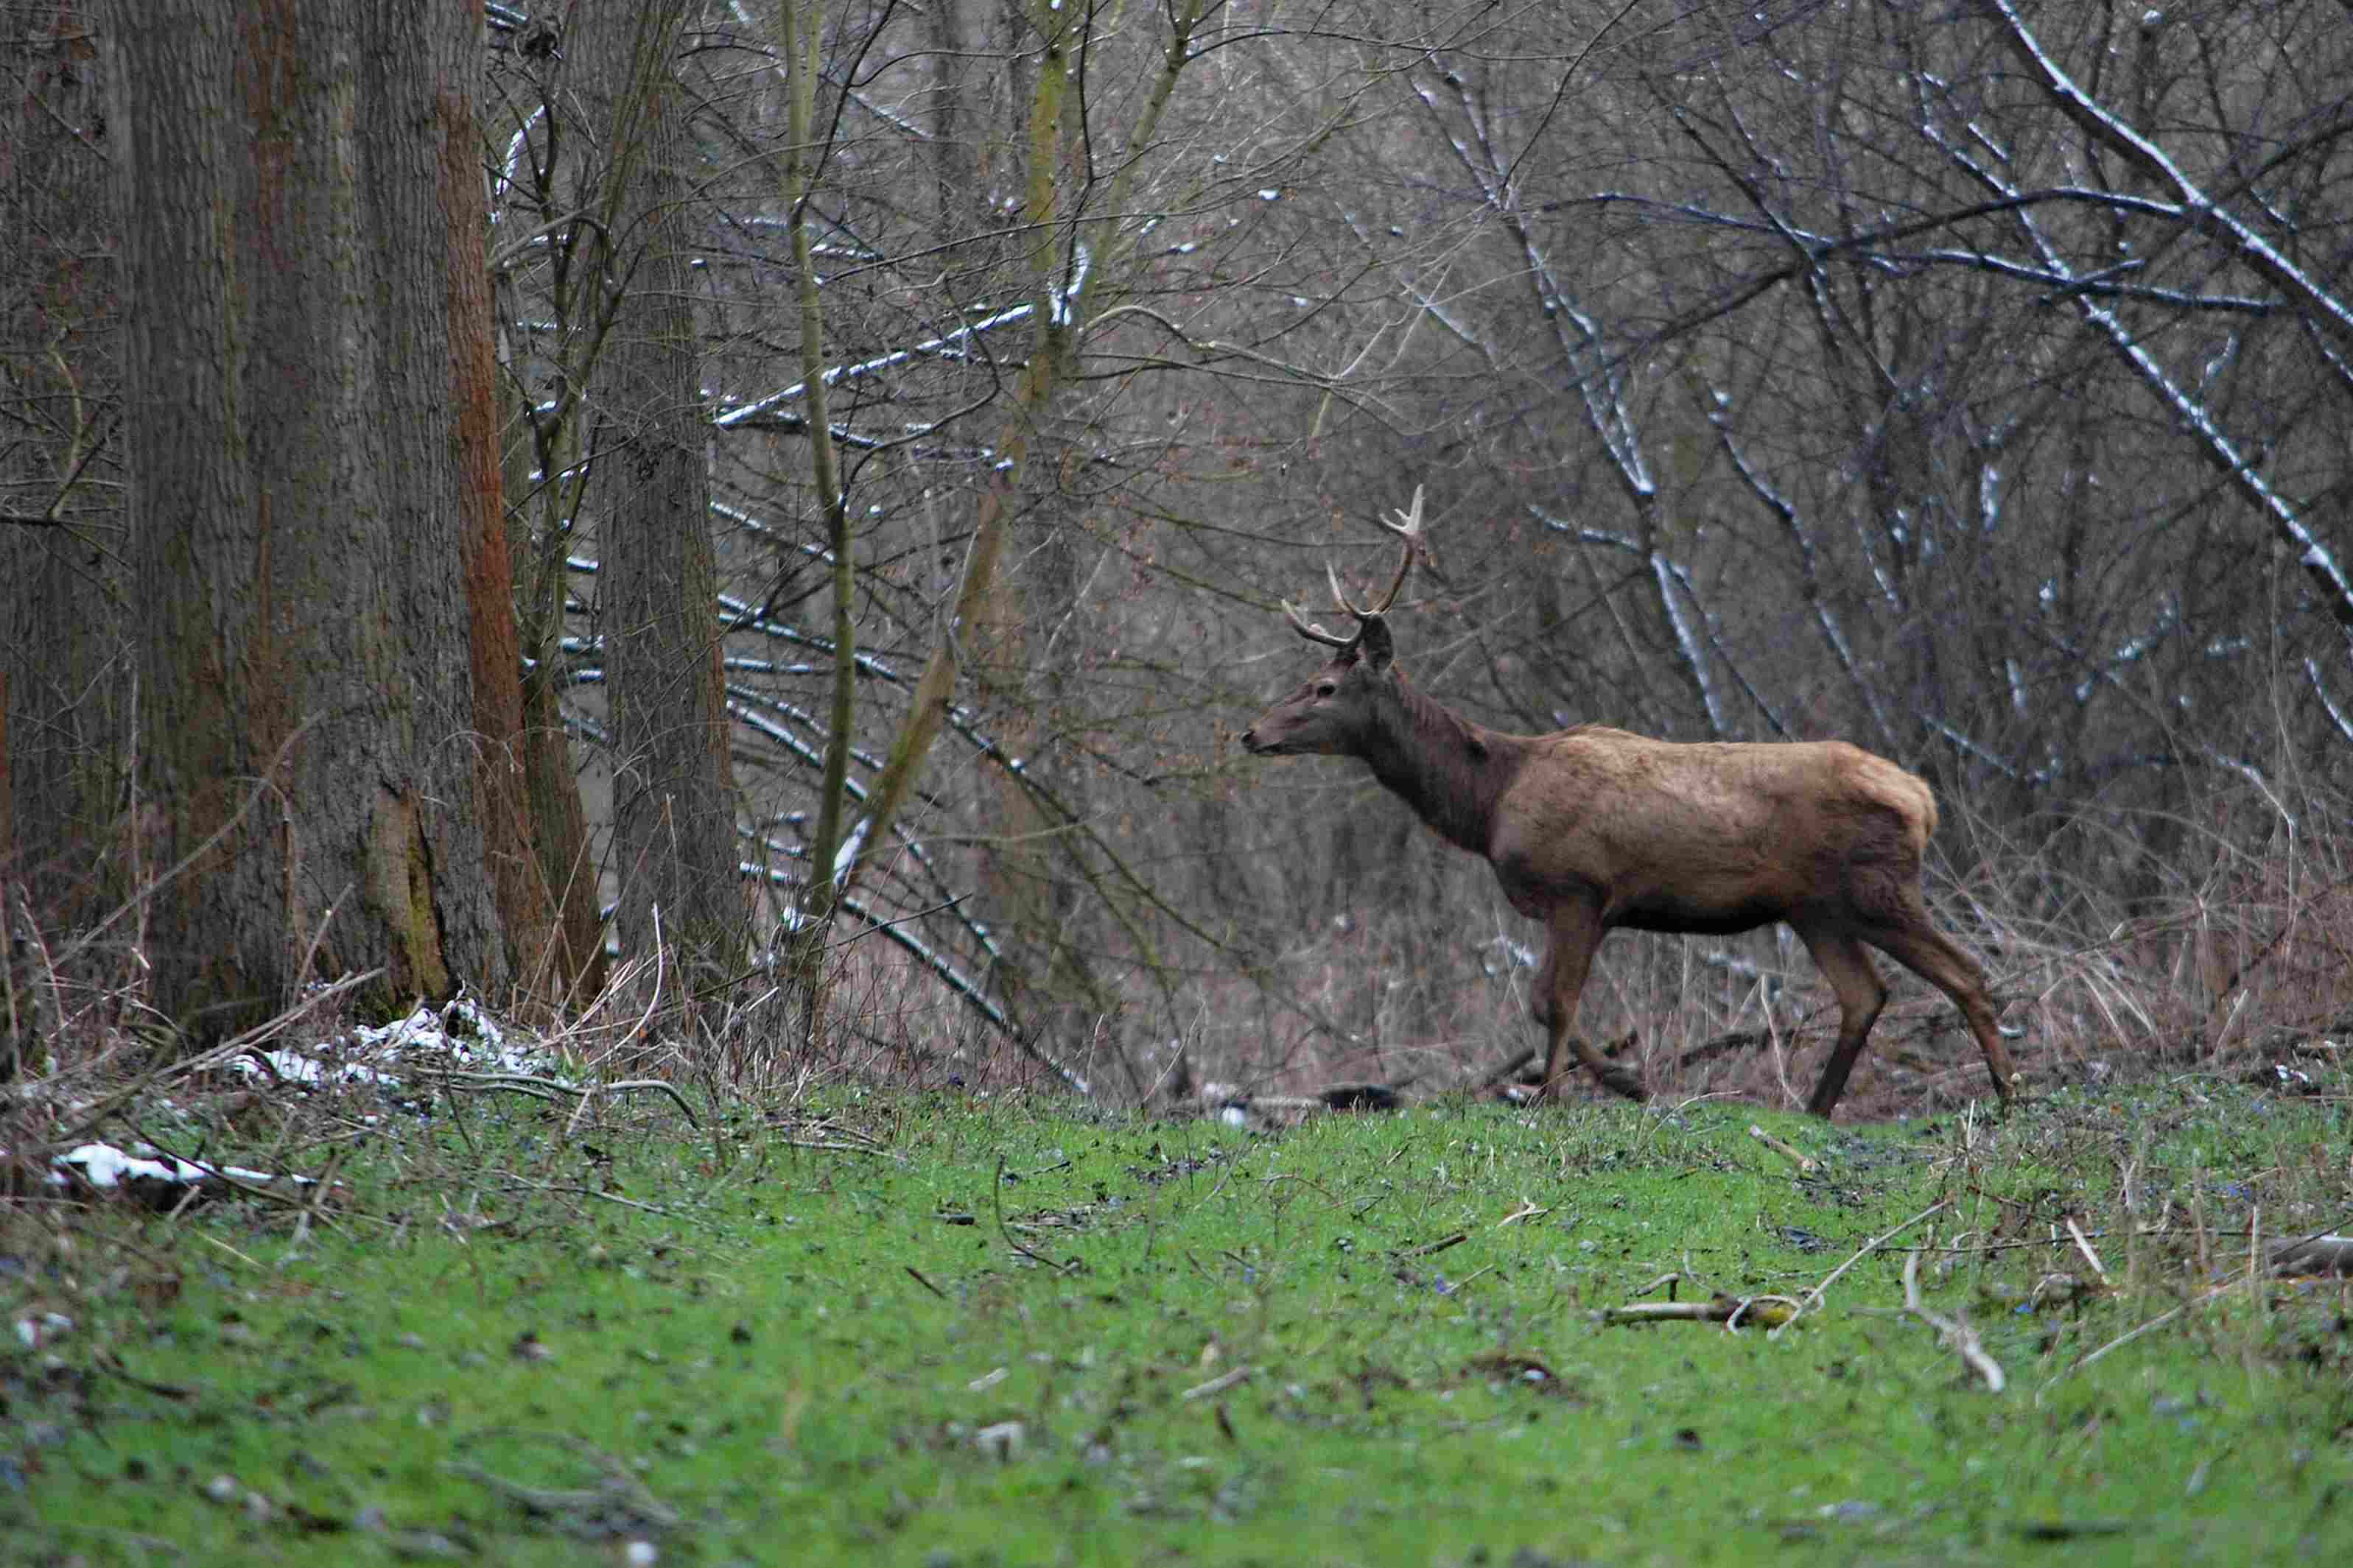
[1792,920,1888,1117]
[1861,901,2017,1104]
[1532,903,1644,1103]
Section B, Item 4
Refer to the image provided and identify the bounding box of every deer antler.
[1334,485,1424,619]
[1280,597,1362,649]
[1280,486,1428,650]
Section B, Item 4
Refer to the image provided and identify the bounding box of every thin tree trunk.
[499,305,610,1008]
[773,0,858,1038]
[579,0,744,991]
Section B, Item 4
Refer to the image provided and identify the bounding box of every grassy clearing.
[6,1081,2352,1566]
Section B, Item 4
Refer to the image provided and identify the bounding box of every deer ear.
[1357,614,1395,671]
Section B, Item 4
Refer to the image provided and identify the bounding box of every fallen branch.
[2268,1234,2353,1276]
[2044,1276,2238,1397]
[1474,1047,1537,1091]
[1180,1365,1255,1402]
[2047,1217,2353,1395]
[1599,1292,1799,1330]
[1748,1123,1818,1175]
[424,1068,701,1128]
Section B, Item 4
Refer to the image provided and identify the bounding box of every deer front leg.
[1532,902,1645,1103]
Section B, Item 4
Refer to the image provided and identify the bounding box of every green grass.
[7,1083,2352,1565]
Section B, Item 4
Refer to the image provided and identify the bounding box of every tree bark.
[0,8,125,922]
[114,0,511,1032]
[365,0,558,1007]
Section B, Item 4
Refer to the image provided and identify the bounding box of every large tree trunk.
[362,1,560,1008]
[576,0,744,990]
[113,0,511,1033]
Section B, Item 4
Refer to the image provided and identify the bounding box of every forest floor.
[4,1051,2352,1566]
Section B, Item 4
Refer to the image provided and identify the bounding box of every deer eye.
[1314,681,1337,698]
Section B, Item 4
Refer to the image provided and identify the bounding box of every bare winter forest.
[3,1,2348,1114]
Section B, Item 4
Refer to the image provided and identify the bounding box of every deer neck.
[1359,674,1519,854]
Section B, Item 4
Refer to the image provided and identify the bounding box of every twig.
[1774,1198,1949,1334]
[94,1351,197,1402]
[444,1460,679,1532]
[2044,1276,2240,1397]
[992,1154,1078,1274]
[1179,1365,1255,1401]
[491,1178,673,1217]
[59,717,320,968]
[1405,1232,1467,1258]
[2038,1212,2352,1399]
[1473,1047,1537,1091]
[1901,1248,2005,1392]
[571,910,670,1138]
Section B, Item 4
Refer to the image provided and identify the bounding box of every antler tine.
[1281,486,1427,641]
[1281,596,1361,650]
[1379,485,1426,545]
[1324,561,1372,620]
[1359,484,1425,616]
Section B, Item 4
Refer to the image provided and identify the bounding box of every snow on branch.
[1986,0,2353,354]
[1918,66,2353,639]
[712,303,1034,429]
[1702,393,1898,751]
[2308,658,2353,747]
[1650,550,1729,736]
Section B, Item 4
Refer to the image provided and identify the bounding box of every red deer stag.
[1241,488,2016,1117]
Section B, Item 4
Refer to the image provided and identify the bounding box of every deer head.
[1241,488,1425,756]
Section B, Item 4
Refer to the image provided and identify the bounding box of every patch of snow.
[234,997,555,1094]
[57,1142,295,1191]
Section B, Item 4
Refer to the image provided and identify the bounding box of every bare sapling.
[1241,488,2016,1117]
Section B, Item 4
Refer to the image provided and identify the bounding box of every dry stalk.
[51,970,384,1147]
[2064,1216,2112,1290]
[2041,1275,2240,1401]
